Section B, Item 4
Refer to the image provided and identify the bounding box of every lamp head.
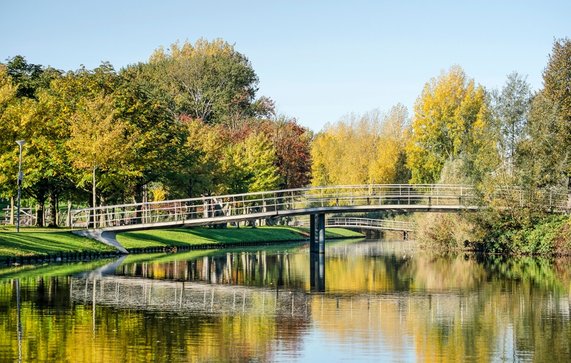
[16,140,26,147]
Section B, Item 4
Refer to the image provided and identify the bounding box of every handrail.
[295,216,416,232]
[325,217,417,231]
[70,184,478,230]
[69,184,569,231]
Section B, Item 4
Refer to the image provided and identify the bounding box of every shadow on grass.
[0,232,114,257]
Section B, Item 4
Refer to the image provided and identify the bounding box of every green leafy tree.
[67,93,133,212]
[543,38,571,123]
[242,132,281,192]
[492,72,532,176]
[520,39,571,188]
[116,63,187,202]
[148,39,273,126]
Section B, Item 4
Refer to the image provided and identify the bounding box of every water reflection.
[0,240,570,362]
[310,253,325,292]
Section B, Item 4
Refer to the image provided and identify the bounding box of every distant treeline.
[310,38,571,253]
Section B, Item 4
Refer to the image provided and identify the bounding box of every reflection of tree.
[116,251,309,290]
[1,252,571,361]
[310,253,571,361]
[0,277,308,362]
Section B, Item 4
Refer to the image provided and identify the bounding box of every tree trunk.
[36,201,45,227]
[10,197,14,225]
[91,166,97,228]
[48,191,59,227]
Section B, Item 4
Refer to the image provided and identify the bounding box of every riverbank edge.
[0,226,365,266]
[418,213,571,256]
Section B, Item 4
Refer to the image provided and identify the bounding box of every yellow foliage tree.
[406,66,492,184]
[311,107,410,186]
[311,111,380,185]
[369,104,410,184]
[67,93,133,208]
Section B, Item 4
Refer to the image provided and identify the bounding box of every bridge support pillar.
[310,213,325,254]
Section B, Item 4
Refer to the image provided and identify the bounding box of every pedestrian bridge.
[71,184,482,231]
[70,184,568,253]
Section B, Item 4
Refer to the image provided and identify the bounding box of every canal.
[1,239,570,362]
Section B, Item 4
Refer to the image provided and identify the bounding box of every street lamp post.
[16,140,25,232]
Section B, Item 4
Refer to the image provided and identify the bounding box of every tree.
[242,132,281,192]
[258,117,312,189]
[0,66,20,200]
[4,55,60,99]
[543,38,571,123]
[521,39,571,188]
[116,63,187,202]
[369,104,410,184]
[67,93,133,214]
[148,39,272,126]
[492,72,532,175]
[171,118,224,197]
[311,111,381,186]
[406,66,492,184]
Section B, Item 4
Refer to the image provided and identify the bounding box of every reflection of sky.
[277,328,416,362]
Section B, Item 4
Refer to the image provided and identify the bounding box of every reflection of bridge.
[69,275,486,326]
[71,276,312,318]
[70,184,568,253]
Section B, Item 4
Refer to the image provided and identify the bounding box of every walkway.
[71,184,482,231]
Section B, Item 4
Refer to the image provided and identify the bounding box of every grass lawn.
[116,226,308,250]
[0,224,364,260]
[0,229,116,260]
[116,225,364,250]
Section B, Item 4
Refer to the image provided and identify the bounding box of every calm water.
[1,240,570,362]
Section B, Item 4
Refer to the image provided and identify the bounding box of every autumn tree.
[258,117,312,189]
[406,66,494,184]
[369,104,410,184]
[0,65,20,201]
[0,57,67,225]
[311,111,381,186]
[67,93,133,213]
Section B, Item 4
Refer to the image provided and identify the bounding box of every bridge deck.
[69,184,568,233]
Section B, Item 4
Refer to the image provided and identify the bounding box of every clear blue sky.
[1,0,569,131]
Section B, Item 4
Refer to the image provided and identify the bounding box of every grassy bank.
[0,227,116,261]
[0,225,364,260]
[116,226,364,251]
